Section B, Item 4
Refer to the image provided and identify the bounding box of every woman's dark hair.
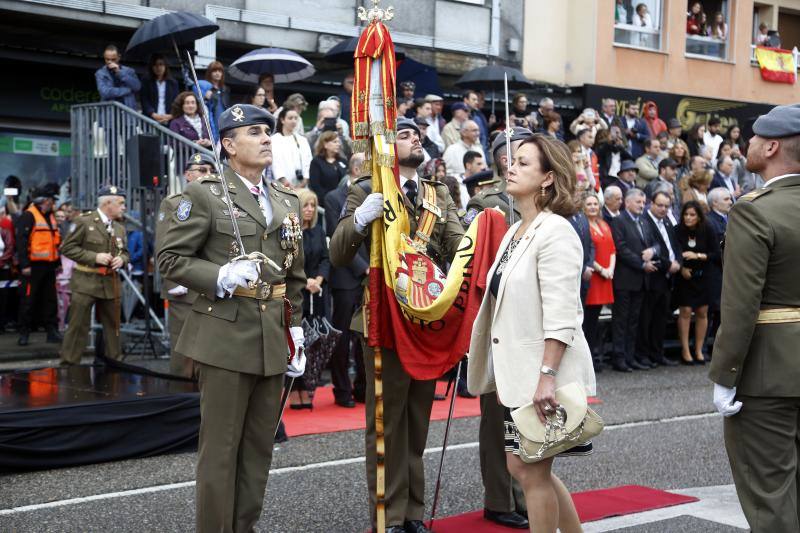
[315,131,339,157]
[516,134,577,217]
[543,112,562,131]
[512,93,528,109]
[688,123,705,141]
[147,53,171,80]
[171,91,203,119]
[276,107,296,135]
[680,200,707,229]
[249,85,266,105]
[205,60,226,86]
[716,141,732,162]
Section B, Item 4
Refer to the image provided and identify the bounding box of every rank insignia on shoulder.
[739,188,772,202]
[462,208,480,226]
[176,199,192,221]
[209,184,221,196]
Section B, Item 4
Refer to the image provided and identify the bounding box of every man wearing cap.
[154,152,215,378]
[441,102,470,149]
[60,185,129,364]
[330,118,464,533]
[709,104,800,533]
[608,159,639,196]
[666,118,683,150]
[158,104,306,532]
[15,182,62,346]
[423,94,445,152]
[645,158,682,213]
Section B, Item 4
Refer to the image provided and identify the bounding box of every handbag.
[510,382,604,463]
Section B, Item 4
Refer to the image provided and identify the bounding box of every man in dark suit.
[622,102,650,159]
[611,188,658,372]
[568,194,595,304]
[706,186,732,354]
[602,185,623,224]
[638,191,681,367]
[711,156,741,201]
[324,155,369,406]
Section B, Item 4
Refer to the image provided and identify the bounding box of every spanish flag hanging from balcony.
[755,46,797,84]
[352,20,507,380]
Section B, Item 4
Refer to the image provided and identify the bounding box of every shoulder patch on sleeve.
[739,188,772,202]
[176,199,192,221]
[462,207,480,226]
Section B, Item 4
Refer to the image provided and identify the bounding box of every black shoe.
[289,404,304,410]
[695,358,706,365]
[353,391,366,403]
[654,356,678,367]
[46,330,63,343]
[629,360,649,370]
[612,363,633,373]
[636,358,656,369]
[17,334,29,346]
[433,393,447,401]
[385,527,406,533]
[403,520,431,533]
[335,398,356,408]
[457,388,476,399]
[483,509,529,529]
[274,422,288,443]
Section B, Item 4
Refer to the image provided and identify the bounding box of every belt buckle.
[258,282,273,300]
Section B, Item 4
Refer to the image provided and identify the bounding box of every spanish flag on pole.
[755,46,797,84]
[351,20,507,380]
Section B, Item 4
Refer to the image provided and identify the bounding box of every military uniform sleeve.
[709,201,773,387]
[60,218,96,266]
[329,182,369,268]
[440,185,466,262]
[154,197,173,259]
[157,182,220,298]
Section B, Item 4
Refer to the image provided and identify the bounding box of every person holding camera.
[271,107,312,188]
[596,124,634,189]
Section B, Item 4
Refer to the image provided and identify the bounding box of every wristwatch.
[540,365,558,377]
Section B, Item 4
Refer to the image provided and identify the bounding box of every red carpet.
[430,485,699,531]
[283,383,600,437]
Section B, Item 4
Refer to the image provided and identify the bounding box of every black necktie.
[405,180,417,207]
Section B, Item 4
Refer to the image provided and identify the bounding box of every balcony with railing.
[614,23,662,52]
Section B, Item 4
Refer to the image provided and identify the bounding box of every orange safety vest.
[27,204,60,262]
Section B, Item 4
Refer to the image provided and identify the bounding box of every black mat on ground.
[0,365,199,471]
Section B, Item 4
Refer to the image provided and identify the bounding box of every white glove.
[216,260,260,298]
[167,285,189,296]
[353,193,384,233]
[286,326,306,377]
[713,383,743,417]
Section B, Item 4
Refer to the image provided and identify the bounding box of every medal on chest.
[280,212,302,268]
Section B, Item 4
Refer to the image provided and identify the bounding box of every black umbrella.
[324,36,406,64]
[125,11,219,58]
[455,65,533,114]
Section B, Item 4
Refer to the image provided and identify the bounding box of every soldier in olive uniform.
[709,105,800,533]
[330,118,464,533]
[59,186,129,365]
[462,128,532,529]
[158,105,306,533]
[155,152,215,378]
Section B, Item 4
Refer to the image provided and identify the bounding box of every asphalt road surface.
[0,363,748,532]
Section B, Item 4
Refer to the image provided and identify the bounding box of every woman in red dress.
[582,193,616,372]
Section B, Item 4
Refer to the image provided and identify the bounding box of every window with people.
[614,0,663,51]
[686,1,730,60]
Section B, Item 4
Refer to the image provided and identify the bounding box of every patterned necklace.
[496,238,521,274]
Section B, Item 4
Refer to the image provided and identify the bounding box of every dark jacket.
[324,184,368,291]
[596,140,634,188]
[707,210,727,309]
[169,115,211,143]
[140,77,180,119]
[641,211,681,293]
[602,206,619,225]
[711,171,737,197]
[568,212,595,295]
[611,210,651,292]
[95,64,140,109]
[302,223,331,317]
[622,116,650,159]
[607,176,637,197]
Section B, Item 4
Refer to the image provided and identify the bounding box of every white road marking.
[0,411,721,516]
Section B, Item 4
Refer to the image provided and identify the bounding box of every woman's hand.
[681,267,692,280]
[682,251,698,261]
[305,278,321,294]
[533,374,558,424]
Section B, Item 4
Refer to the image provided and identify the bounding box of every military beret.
[97,184,126,197]
[413,116,428,127]
[218,104,276,135]
[463,169,498,188]
[397,117,420,136]
[491,126,533,157]
[752,104,800,138]
[619,160,639,174]
[184,152,216,171]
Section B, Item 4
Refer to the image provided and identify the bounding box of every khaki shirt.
[157,167,305,377]
[709,175,800,396]
[60,211,129,299]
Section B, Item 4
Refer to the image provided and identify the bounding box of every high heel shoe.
[290,404,304,410]
[301,402,313,410]
[694,357,706,365]
[680,357,694,366]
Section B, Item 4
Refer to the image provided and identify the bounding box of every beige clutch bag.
[510,382,604,463]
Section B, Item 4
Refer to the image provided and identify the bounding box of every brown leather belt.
[757,307,800,324]
[75,264,112,276]
[233,282,286,300]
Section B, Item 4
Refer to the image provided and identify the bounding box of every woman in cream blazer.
[468,134,595,533]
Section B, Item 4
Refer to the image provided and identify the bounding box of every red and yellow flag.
[755,46,797,84]
[352,21,506,380]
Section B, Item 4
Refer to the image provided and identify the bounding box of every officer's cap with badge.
[491,126,533,159]
[463,169,498,189]
[184,152,216,171]
[752,103,800,139]
[218,104,276,159]
[97,184,126,198]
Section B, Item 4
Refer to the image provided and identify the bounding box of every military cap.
[184,152,216,171]
[34,182,60,199]
[491,126,533,157]
[97,184,126,197]
[619,160,639,174]
[752,104,800,138]
[463,169,498,188]
[397,117,420,137]
[667,118,682,130]
[658,157,678,170]
[218,104,275,135]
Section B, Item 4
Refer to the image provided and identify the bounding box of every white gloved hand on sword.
[216,260,261,298]
[286,326,306,377]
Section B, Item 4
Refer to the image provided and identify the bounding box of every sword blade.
[504,72,515,225]
[274,375,296,438]
[428,359,462,530]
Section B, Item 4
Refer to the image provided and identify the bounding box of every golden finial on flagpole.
[358,0,394,23]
